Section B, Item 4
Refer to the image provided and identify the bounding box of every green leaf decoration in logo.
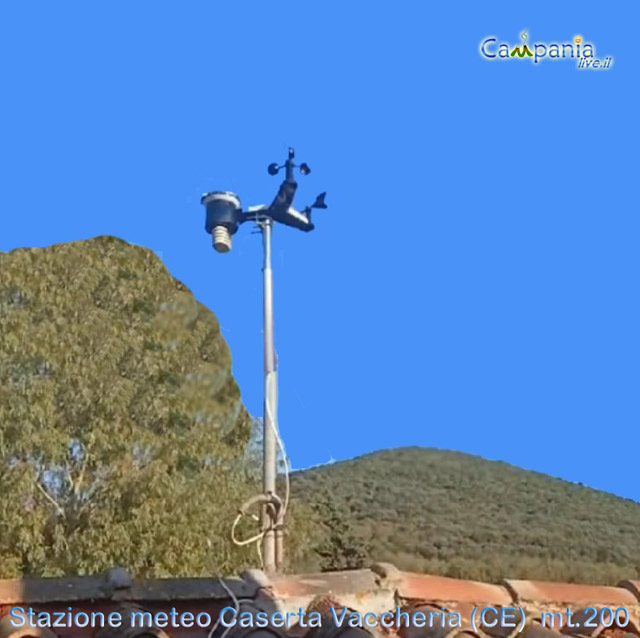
[511,45,533,57]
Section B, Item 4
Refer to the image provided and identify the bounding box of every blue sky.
[1,3,638,500]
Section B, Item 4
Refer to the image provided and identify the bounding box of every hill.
[291,447,640,583]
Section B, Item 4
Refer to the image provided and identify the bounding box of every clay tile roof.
[504,579,638,605]
[272,566,640,638]
[393,572,512,605]
[2,565,640,638]
[271,568,379,598]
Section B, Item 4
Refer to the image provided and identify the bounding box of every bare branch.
[74,430,96,499]
[34,478,65,518]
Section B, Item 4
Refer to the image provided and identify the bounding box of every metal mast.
[201,148,327,574]
[261,217,278,572]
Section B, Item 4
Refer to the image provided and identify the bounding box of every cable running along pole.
[200,148,328,574]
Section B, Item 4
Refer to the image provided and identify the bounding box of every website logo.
[480,32,613,69]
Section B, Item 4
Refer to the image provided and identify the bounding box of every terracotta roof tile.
[393,572,512,605]
[503,580,638,605]
[1,566,640,638]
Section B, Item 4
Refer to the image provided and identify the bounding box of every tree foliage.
[292,447,640,583]
[0,236,289,577]
[310,490,368,572]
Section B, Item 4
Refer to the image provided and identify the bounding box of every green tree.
[0,236,306,577]
[311,490,368,571]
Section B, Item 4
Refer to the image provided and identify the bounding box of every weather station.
[201,148,328,573]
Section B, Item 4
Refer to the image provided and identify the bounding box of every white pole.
[261,219,278,573]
